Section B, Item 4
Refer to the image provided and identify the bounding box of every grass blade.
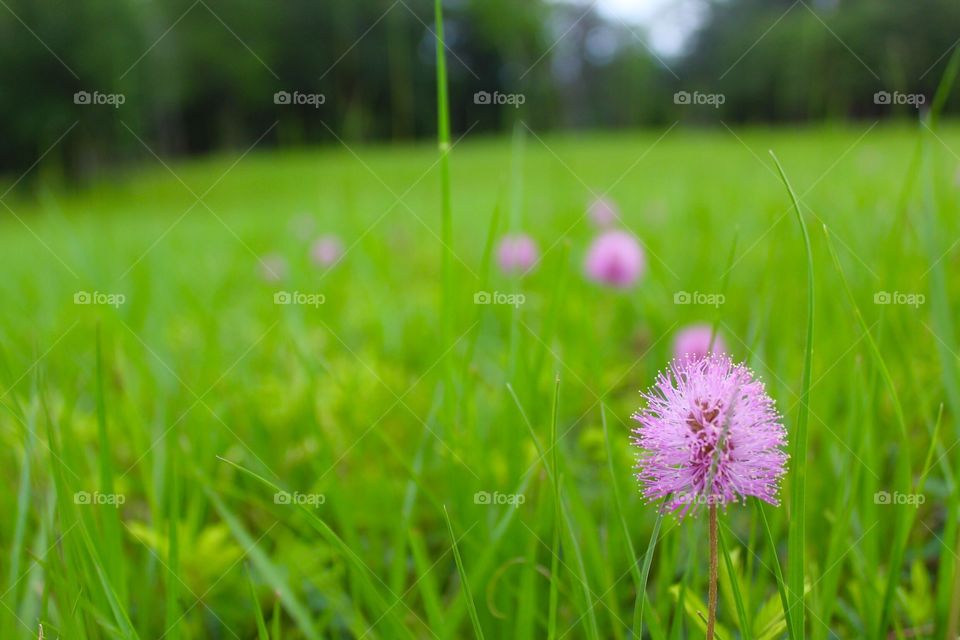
[434,0,456,430]
[604,402,669,640]
[548,376,562,640]
[718,525,752,640]
[205,488,320,640]
[214,457,412,639]
[246,565,270,640]
[443,505,485,640]
[822,225,914,637]
[164,452,181,639]
[769,150,813,640]
[755,500,794,640]
[94,329,125,600]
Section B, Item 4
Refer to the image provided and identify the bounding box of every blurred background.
[2,0,959,181]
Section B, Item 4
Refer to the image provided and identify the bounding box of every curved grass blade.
[408,529,444,629]
[769,150,813,640]
[205,488,321,640]
[548,376,562,640]
[387,385,445,594]
[636,507,666,640]
[246,565,270,640]
[755,499,794,639]
[558,492,601,640]
[920,44,960,638]
[94,329,125,600]
[443,505,485,640]
[214,457,412,639]
[718,526,752,640]
[4,401,35,635]
[822,225,914,637]
[164,453,181,639]
[601,404,667,640]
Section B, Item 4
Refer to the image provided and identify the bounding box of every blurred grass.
[0,122,958,638]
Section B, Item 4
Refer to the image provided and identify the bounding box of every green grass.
[0,121,958,638]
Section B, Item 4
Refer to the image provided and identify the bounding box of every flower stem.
[707,504,718,640]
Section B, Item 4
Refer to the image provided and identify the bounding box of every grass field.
[1,121,959,638]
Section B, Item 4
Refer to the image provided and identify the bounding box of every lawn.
[0,121,958,638]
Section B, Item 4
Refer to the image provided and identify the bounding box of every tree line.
[0,0,956,179]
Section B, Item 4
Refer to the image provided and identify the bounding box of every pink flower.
[674,324,727,362]
[584,230,645,288]
[588,197,619,227]
[496,234,539,275]
[632,355,788,518]
[310,235,344,267]
[259,253,287,282]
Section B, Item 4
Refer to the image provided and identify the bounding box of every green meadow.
[1,122,958,638]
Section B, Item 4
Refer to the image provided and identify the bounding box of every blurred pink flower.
[496,234,539,274]
[259,253,287,282]
[674,324,727,362]
[310,235,344,267]
[588,196,619,227]
[584,230,645,287]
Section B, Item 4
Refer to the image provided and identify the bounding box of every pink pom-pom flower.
[584,230,645,288]
[632,354,788,518]
[496,234,539,275]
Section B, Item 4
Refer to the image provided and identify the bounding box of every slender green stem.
[707,505,718,640]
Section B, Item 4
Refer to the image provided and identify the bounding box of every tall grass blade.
[822,226,915,637]
[443,505,485,640]
[94,328,125,598]
[718,526,751,640]
[548,376,562,640]
[434,0,456,429]
[205,488,320,640]
[769,150,813,639]
[755,500,794,639]
[246,565,270,640]
[213,457,411,639]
